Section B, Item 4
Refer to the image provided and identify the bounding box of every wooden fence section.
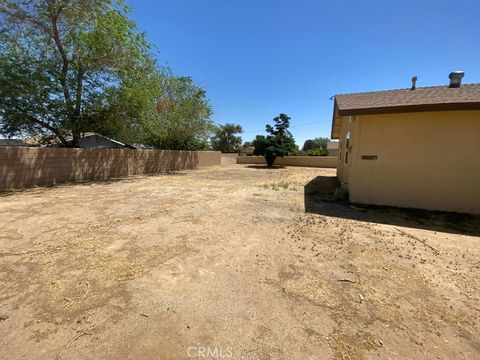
[0,147,220,190]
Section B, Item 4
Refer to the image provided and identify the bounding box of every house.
[330,71,480,214]
[37,132,135,148]
[239,146,255,156]
[17,133,135,148]
[0,139,30,146]
[73,133,135,149]
[326,141,339,156]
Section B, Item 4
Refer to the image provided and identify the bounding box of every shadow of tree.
[245,164,285,170]
[304,175,480,237]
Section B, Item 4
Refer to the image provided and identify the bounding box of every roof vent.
[449,71,464,88]
[410,76,417,90]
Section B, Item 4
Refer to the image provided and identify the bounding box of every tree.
[252,113,296,167]
[0,0,161,146]
[145,75,214,150]
[210,123,243,153]
[0,0,214,150]
[302,137,329,152]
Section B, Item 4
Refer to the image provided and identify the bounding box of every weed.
[260,181,291,191]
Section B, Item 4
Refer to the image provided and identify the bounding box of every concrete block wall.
[220,153,238,166]
[0,147,220,190]
[237,155,337,168]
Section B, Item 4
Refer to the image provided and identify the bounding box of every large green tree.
[0,0,214,149]
[210,123,243,153]
[0,0,162,146]
[253,113,296,167]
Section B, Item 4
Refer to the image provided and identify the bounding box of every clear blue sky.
[129,0,480,146]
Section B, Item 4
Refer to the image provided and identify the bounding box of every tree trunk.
[30,117,69,146]
[48,1,74,116]
[71,130,81,147]
[75,65,84,117]
[52,128,69,147]
[265,154,276,167]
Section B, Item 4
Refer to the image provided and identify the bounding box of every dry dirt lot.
[0,164,479,360]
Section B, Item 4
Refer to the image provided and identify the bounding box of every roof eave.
[330,99,342,139]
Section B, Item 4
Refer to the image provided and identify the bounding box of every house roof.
[331,83,480,139]
[77,133,129,148]
[0,139,29,146]
[326,141,339,150]
[52,132,135,148]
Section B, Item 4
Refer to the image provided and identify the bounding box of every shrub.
[306,148,329,156]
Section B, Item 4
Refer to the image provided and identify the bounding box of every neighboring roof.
[327,141,339,150]
[77,133,128,148]
[5,133,134,148]
[0,139,29,146]
[239,146,254,152]
[59,132,135,149]
[331,83,480,139]
[129,143,154,150]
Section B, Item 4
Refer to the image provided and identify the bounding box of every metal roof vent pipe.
[449,71,464,88]
[410,76,417,90]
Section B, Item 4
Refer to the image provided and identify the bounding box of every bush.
[306,148,329,156]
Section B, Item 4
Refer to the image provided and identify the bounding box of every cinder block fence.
[0,147,220,190]
[237,155,337,168]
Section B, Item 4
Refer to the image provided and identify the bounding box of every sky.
[129,0,480,147]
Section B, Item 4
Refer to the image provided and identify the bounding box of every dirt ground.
[0,164,479,360]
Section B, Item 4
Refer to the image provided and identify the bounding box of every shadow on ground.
[0,171,189,197]
[305,176,480,237]
[246,165,285,169]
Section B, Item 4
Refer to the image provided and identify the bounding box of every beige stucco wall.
[237,155,337,168]
[336,110,480,214]
[0,147,220,190]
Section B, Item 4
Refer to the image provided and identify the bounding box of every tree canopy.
[0,0,213,149]
[147,75,214,150]
[302,137,329,152]
[253,113,296,167]
[210,123,243,153]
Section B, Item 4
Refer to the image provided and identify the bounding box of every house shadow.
[304,176,480,237]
